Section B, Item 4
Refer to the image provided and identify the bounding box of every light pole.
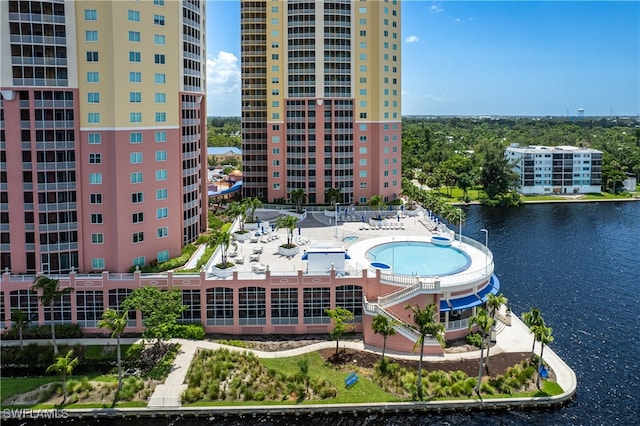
[458,208,463,244]
[481,228,488,274]
[334,202,340,238]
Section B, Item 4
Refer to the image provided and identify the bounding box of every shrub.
[466,332,483,347]
[170,324,205,340]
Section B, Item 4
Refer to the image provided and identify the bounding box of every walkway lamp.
[481,228,488,274]
[334,202,340,238]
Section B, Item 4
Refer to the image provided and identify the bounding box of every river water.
[7,202,640,425]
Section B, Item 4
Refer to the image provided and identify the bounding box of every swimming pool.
[366,241,471,276]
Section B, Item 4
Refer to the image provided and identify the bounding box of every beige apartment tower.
[241,0,402,205]
[0,0,207,274]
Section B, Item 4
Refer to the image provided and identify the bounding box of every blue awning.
[448,293,483,311]
[477,275,500,301]
[439,299,451,313]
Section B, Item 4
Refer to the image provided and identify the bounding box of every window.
[86,51,99,62]
[156,188,167,200]
[132,256,145,267]
[90,213,103,224]
[128,10,140,21]
[154,34,165,45]
[130,112,142,123]
[130,172,143,183]
[85,9,97,20]
[91,233,103,244]
[155,170,167,181]
[129,51,141,62]
[155,131,166,142]
[132,212,144,223]
[154,15,165,25]
[90,193,102,204]
[85,31,98,42]
[132,232,144,243]
[155,150,167,161]
[154,73,165,84]
[87,92,100,103]
[129,92,141,103]
[155,93,166,103]
[154,0,165,5]
[155,112,166,122]
[129,72,141,82]
[130,132,142,144]
[92,258,105,269]
[154,54,165,64]
[157,227,168,238]
[128,31,141,42]
[130,152,143,164]
[88,113,100,123]
[157,250,169,262]
[131,192,143,203]
[359,170,367,177]
[87,72,99,83]
[88,153,101,164]
[156,207,168,219]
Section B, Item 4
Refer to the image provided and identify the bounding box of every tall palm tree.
[532,324,554,389]
[275,214,298,248]
[404,303,446,400]
[31,276,74,354]
[46,349,79,404]
[521,307,545,357]
[368,194,386,220]
[209,228,237,267]
[324,187,342,209]
[10,309,30,350]
[245,197,263,223]
[468,308,493,394]
[290,188,307,213]
[98,309,129,392]
[372,314,397,363]
[225,201,247,231]
[485,293,508,372]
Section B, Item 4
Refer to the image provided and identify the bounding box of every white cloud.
[405,35,420,44]
[206,51,241,115]
[454,17,461,23]
[429,3,444,14]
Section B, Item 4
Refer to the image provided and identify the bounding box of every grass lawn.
[0,377,56,405]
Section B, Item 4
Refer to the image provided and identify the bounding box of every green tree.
[372,314,397,363]
[31,276,74,354]
[325,306,355,355]
[123,286,186,348]
[532,324,554,390]
[404,303,446,400]
[209,228,237,268]
[468,308,493,394]
[46,349,79,404]
[368,194,386,220]
[98,309,128,391]
[485,293,508,373]
[324,187,342,208]
[10,309,30,350]
[225,201,247,232]
[244,197,263,223]
[475,140,516,199]
[290,189,307,213]
[522,307,545,357]
[275,214,298,248]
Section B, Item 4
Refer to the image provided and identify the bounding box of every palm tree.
[404,303,446,400]
[324,187,342,209]
[225,201,247,232]
[290,189,307,213]
[98,309,128,392]
[368,194,386,220]
[209,229,237,268]
[521,307,545,357]
[275,214,298,248]
[485,293,508,372]
[245,197,263,223]
[372,314,397,363]
[46,349,79,404]
[31,276,74,354]
[10,309,30,350]
[468,308,493,394]
[532,324,554,390]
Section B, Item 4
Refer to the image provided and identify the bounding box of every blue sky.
[205,1,639,117]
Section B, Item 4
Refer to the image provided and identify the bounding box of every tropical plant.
[31,276,74,354]
[244,197,263,223]
[225,201,247,232]
[98,309,129,391]
[46,349,79,404]
[290,189,307,213]
[532,324,554,389]
[10,309,30,350]
[324,187,342,208]
[209,229,237,268]
[275,214,298,249]
[404,303,446,400]
[325,307,355,355]
[485,293,508,372]
[372,314,397,363]
[521,307,545,357]
[368,194,386,220]
[468,308,493,394]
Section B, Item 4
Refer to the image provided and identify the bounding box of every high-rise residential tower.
[241,0,402,205]
[0,0,207,274]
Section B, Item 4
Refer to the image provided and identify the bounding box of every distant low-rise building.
[207,147,242,164]
[506,144,603,195]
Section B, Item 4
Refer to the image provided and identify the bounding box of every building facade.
[0,0,207,274]
[506,144,603,195]
[241,0,402,205]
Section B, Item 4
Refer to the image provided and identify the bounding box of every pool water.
[366,241,471,276]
